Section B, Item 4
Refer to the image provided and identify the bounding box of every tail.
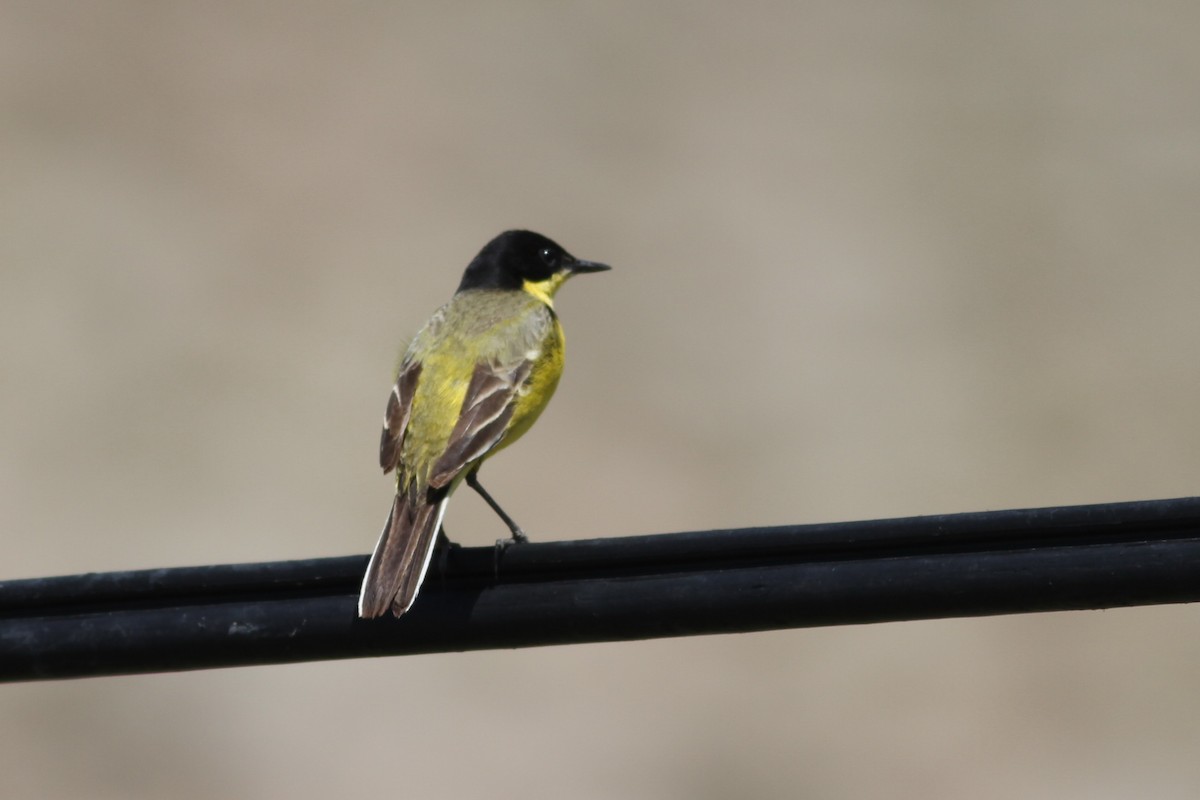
[358,491,449,618]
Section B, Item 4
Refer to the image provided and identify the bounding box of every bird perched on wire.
[358,230,611,618]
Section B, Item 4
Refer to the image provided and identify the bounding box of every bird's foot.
[493,530,529,578]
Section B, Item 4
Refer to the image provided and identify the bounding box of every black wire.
[2,496,1199,682]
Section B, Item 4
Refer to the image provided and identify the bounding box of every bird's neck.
[522,274,567,308]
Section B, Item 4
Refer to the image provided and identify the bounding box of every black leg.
[465,470,530,578]
[466,470,529,544]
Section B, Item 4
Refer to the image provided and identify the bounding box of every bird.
[358,230,610,618]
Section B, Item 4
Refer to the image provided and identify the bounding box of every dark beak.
[570,259,611,275]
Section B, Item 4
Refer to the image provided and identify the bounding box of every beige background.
[3,2,1200,798]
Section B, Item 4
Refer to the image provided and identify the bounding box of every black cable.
[2,496,1199,682]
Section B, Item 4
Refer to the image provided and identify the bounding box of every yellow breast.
[495,316,564,452]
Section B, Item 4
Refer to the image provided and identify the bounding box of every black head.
[456,230,609,293]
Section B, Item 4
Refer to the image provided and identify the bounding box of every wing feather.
[379,359,422,473]
[428,359,533,489]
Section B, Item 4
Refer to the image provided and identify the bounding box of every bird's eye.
[539,248,560,268]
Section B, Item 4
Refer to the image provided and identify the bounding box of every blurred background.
[2,2,1199,797]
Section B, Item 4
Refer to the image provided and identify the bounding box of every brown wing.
[428,359,533,489]
[379,359,422,473]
